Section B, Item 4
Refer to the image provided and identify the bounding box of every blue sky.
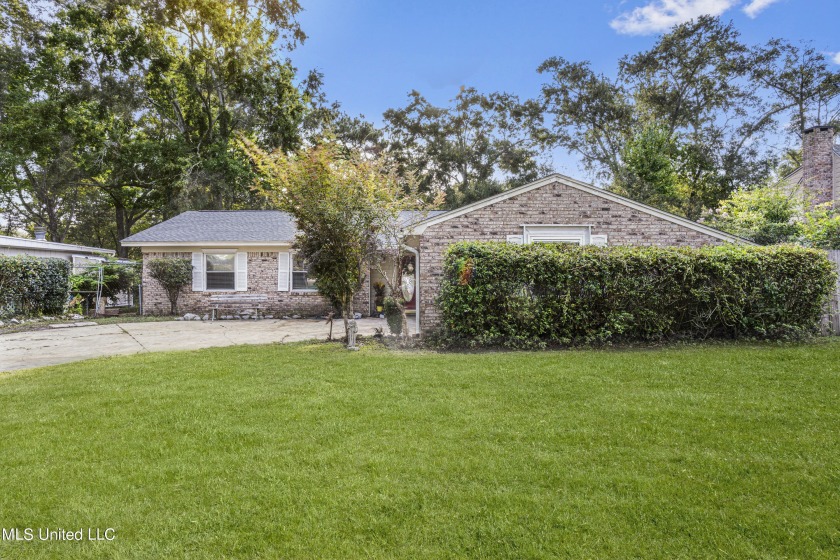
[289,0,840,176]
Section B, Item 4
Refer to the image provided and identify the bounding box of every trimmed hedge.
[0,255,71,318]
[438,242,837,348]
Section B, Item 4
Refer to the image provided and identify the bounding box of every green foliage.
[253,142,380,329]
[0,0,311,255]
[802,203,840,250]
[438,242,836,348]
[383,296,402,335]
[147,257,192,314]
[537,16,840,219]
[613,124,683,214]
[70,258,140,307]
[707,185,840,249]
[242,136,420,338]
[706,186,804,245]
[0,255,70,318]
[383,88,549,208]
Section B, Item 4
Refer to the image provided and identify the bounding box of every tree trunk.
[400,307,410,341]
[342,296,350,341]
[114,204,131,258]
[115,204,130,258]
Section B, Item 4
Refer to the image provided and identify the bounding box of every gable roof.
[409,173,754,244]
[121,209,447,247]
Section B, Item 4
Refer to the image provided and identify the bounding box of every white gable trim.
[409,173,753,245]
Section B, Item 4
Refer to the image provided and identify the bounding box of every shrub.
[705,185,804,245]
[0,255,71,318]
[438,242,836,348]
[70,258,141,309]
[147,258,192,315]
[383,296,403,335]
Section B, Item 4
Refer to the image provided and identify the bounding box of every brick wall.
[802,126,836,208]
[141,251,370,317]
[417,180,729,331]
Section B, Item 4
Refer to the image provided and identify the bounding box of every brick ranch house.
[122,173,753,333]
[120,126,838,333]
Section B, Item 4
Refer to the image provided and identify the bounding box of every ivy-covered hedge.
[438,242,837,348]
[0,255,71,318]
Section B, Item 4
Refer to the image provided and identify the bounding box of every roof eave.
[0,237,116,254]
[120,240,295,248]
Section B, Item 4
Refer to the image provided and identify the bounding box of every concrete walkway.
[0,318,388,372]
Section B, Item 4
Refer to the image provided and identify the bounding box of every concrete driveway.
[0,318,388,372]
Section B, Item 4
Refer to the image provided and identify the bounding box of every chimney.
[33,226,46,241]
[801,125,836,208]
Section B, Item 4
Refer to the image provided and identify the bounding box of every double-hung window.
[205,253,236,290]
[292,254,317,291]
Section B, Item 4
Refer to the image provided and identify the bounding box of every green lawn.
[1,341,839,559]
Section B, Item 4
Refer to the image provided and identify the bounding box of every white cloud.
[742,0,781,18]
[610,0,739,35]
[832,52,840,65]
[610,0,784,34]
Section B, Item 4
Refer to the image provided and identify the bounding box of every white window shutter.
[235,252,248,291]
[277,251,290,291]
[191,252,205,292]
[591,234,608,247]
[506,234,524,244]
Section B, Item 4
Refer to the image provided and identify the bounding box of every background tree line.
[1,3,838,256]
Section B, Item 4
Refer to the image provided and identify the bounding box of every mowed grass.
[1,341,839,559]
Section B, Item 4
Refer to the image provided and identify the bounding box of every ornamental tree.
[242,136,434,342]
[147,258,192,314]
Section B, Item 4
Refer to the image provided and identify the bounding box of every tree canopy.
[2,7,839,254]
[0,0,313,254]
[537,16,840,219]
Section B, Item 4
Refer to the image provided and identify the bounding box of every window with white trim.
[205,253,235,290]
[292,254,317,291]
[523,225,590,245]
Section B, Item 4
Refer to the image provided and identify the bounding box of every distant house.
[122,174,749,331]
[0,227,115,271]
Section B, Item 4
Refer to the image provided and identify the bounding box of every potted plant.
[373,282,386,313]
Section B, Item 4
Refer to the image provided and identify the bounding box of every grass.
[0,341,839,559]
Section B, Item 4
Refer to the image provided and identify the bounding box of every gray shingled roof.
[122,211,298,243]
[121,210,447,244]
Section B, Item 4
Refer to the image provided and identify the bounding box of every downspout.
[402,245,420,336]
